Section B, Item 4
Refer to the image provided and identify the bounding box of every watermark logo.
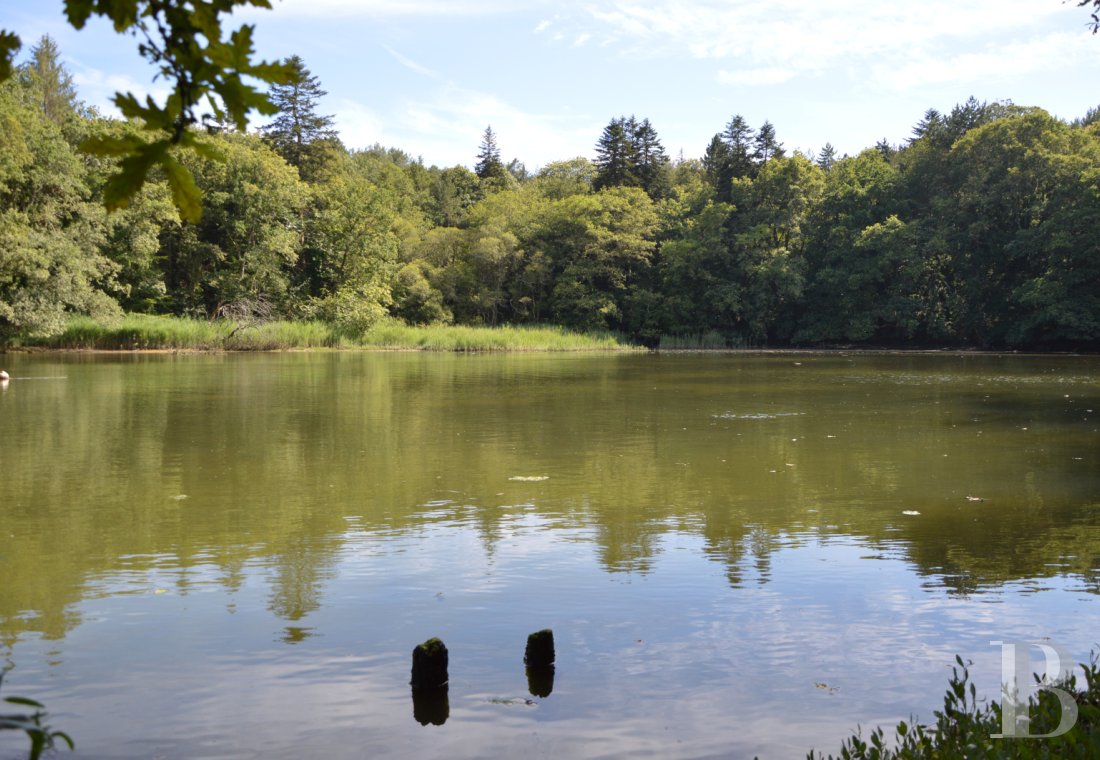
[990,640,1078,739]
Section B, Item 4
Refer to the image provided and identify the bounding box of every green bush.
[808,654,1100,759]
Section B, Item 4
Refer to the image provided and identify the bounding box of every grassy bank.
[8,315,635,352]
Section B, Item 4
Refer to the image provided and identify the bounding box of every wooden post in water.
[411,637,449,725]
[525,629,555,698]
[524,629,554,668]
[410,637,449,689]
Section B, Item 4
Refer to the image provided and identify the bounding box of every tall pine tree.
[19,35,77,125]
[752,120,784,166]
[262,55,338,180]
[594,116,636,190]
[721,115,756,178]
[474,125,507,182]
[706,114,756,200]
[703,134,730,187]
[816,142,838,173]
[593,115,668,196]
[633,117,669,196]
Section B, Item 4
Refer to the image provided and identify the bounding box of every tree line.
[2,39,1099,349]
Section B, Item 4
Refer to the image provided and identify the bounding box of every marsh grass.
[17,315,633,352]
[31,315,233,350]
[360,321,629,351]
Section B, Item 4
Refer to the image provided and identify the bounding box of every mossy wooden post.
[411,637,449,689]
[524,629,554,668]
[411,637,450,725]
[525,629,555,698]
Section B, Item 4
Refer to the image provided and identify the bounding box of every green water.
[1,352,1097,759]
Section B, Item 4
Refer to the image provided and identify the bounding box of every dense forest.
[3,37,1099,350]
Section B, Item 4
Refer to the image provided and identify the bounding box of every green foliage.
[0,78,121,340]
[261,55,338,182]
[594,116,670,197]
[808,653,1100,759]
[2,31,1099,355]
[0,670,74,760]
[64,0,292,221]
[0,31,20,82]
[726,154,825,341]
[798,150,909,343]
[19,36,78,126]
[535,158,596,199]
[305,166,398,331]
[475,125,507,184]
[541,186,659,331]
[429,165,480,227]
[162,131,306,316]
[704,115,781,201]
[927,108,1100,346]
[391,261,452,325]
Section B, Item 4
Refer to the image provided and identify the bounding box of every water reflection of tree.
[266,534,338,624]
[3,353,1099,649]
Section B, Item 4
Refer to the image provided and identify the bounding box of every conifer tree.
[594,115,668,196]
[816,143,838,173]
[474,125,506,181]
[633,117,669,196]
[594,116,637,190]
[752,120,784,166]
[19,35,77,124]
[703,134,730,187]
[262,55,337,179]
[874,138,896,161]
[910,108,943,142]
[721,115,756,179]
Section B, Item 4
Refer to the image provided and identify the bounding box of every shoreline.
[3,345,1094,357]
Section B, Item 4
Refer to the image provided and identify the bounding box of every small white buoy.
[0,370,8,381]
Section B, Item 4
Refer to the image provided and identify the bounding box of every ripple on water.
[712,411,806,420]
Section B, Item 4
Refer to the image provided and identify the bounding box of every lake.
[1,351,1097,759]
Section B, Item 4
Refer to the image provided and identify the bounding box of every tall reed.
[17,315,634,352]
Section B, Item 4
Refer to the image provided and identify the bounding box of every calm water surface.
[1,352,1098,759]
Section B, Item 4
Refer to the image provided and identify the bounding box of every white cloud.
[544,0,1078,87]
[716,67,798,87]
[332,100,387,148]
[267,0,544,17]
[363,84,595,168]
[872,31,1100,90]
[71,68,172,116]
[382,45,439,79]
[534,19,552,33]
[573,33,592,47]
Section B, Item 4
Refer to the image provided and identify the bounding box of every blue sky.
[4,0,1099,170]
